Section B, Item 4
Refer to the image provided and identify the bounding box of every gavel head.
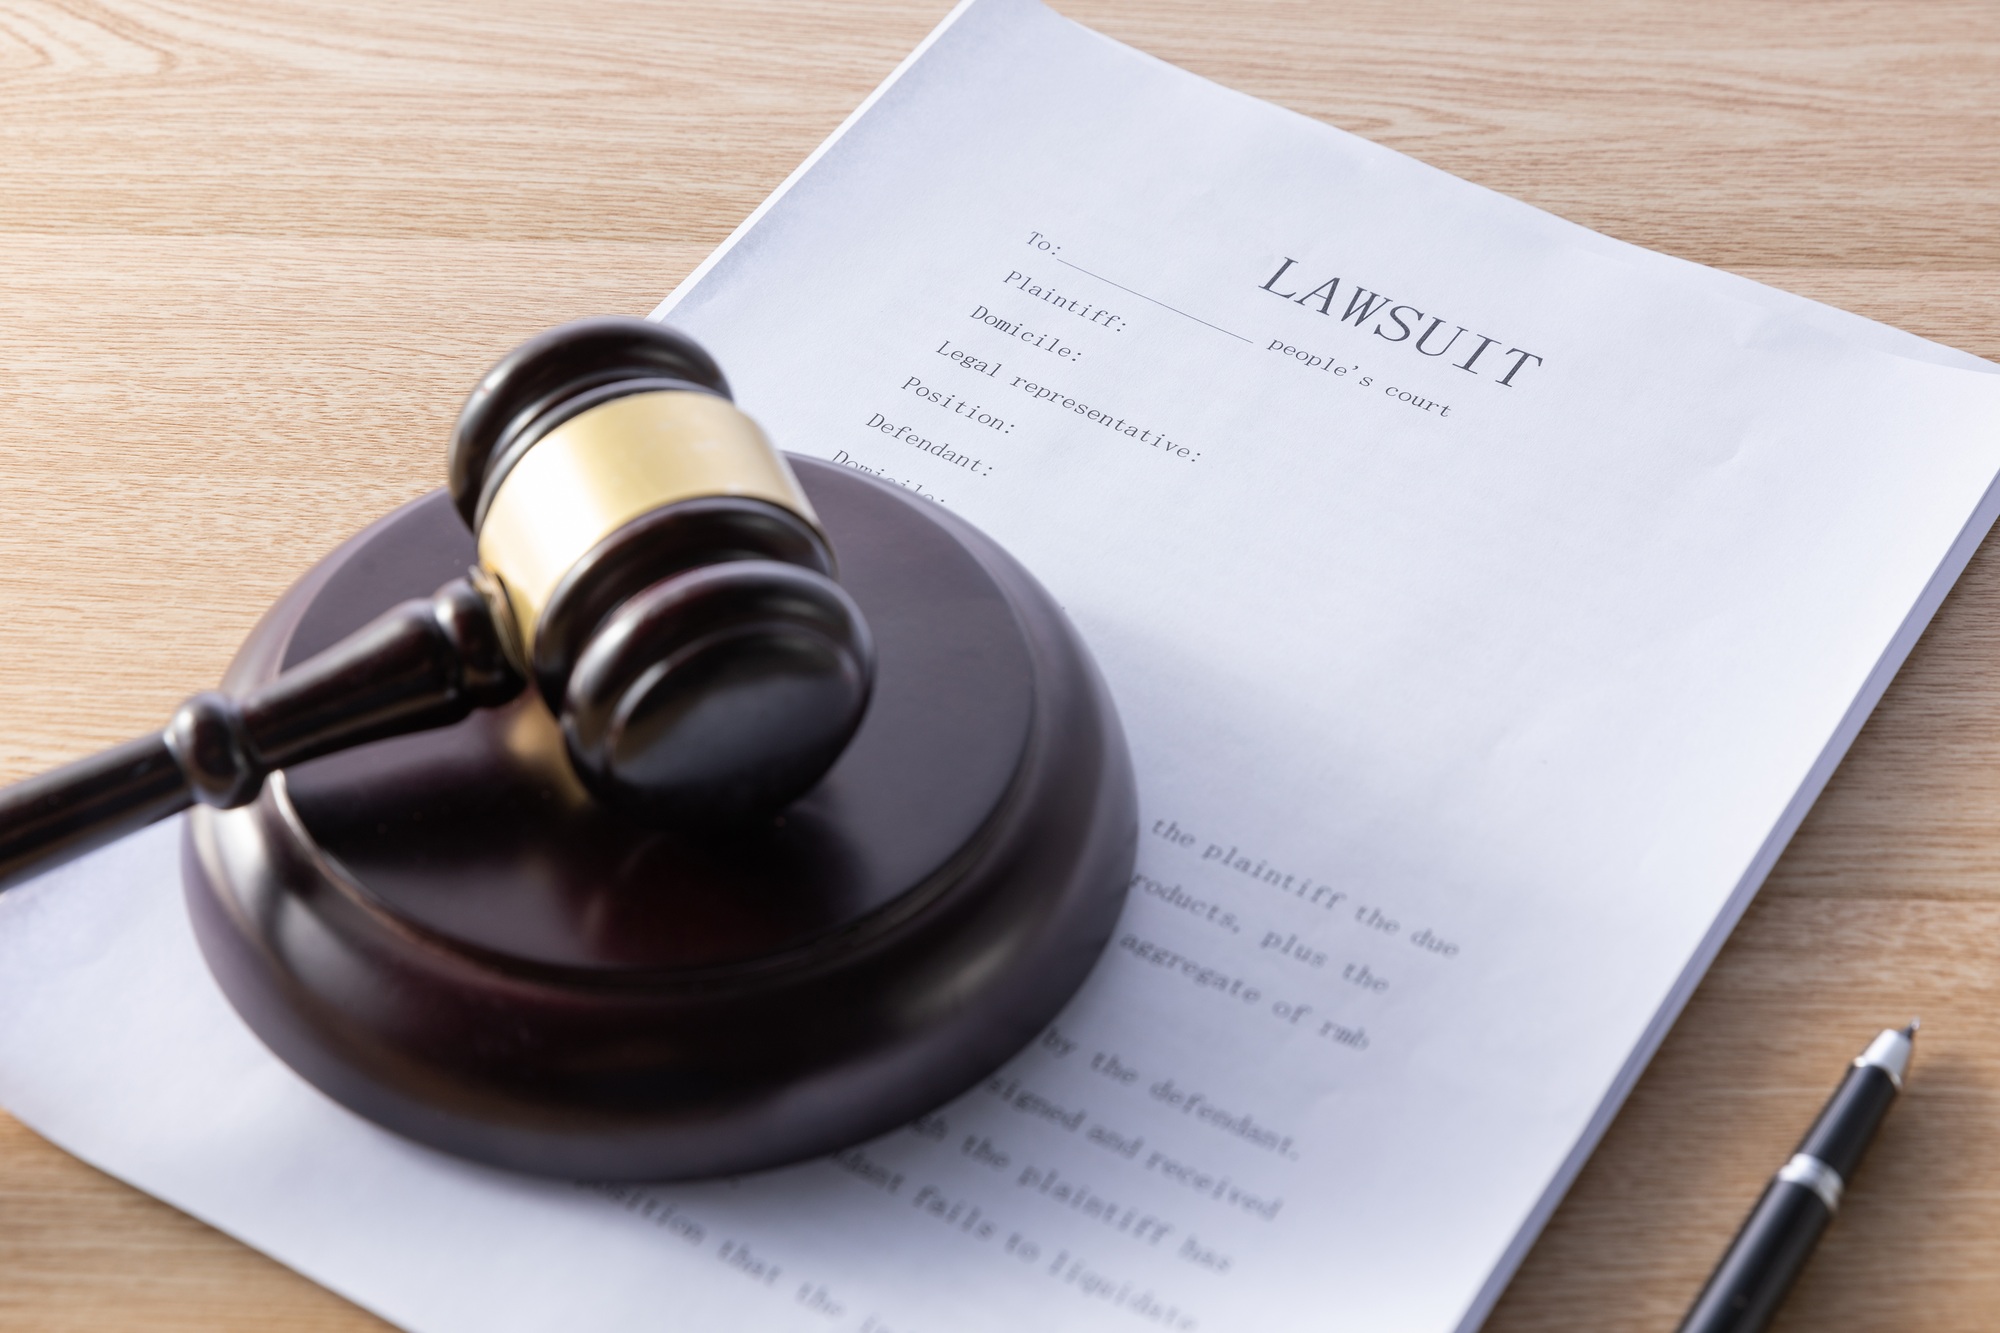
[447,316,873,826]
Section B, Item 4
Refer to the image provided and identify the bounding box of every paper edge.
[0,819,420,1333]
[1452,460,2000,1331]
[23,1113,418,1333]
[648,0,982,323]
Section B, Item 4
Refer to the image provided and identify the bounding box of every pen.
[1677,1021,1917,1333]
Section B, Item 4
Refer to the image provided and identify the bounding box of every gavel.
[0,317,875,888]
[0,316,1134,1179]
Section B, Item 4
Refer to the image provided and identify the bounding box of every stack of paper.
[5,2,1998,1329]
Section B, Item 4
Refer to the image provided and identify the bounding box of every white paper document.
[6,2,2000,1330]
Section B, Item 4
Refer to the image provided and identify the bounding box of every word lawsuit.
[1258,257,1545,389]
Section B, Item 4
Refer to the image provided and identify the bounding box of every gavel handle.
[0,575,524,892]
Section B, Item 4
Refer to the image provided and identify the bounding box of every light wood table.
[3,1,1998,1328]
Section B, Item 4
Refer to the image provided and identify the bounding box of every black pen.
[1677,1021,1916,1333]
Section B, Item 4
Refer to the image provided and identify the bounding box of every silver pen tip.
[1856,1025,1916,1088]
[1904,1018,1921,1039]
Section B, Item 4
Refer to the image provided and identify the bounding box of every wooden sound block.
[182,458,1135,1180]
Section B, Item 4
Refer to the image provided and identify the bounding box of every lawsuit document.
[6,2,2000,1331]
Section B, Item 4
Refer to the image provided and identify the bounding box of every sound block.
[183,458,1135,1180]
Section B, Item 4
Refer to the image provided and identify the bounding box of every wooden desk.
[2,1,1996,1327]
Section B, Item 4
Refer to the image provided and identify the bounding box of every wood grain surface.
[2,0,1998,1328]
